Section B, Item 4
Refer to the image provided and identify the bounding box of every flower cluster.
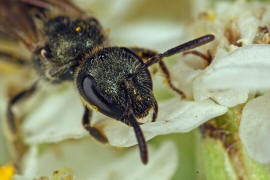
[186,1,270,165]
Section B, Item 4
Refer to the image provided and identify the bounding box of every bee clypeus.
[0,0,214,165]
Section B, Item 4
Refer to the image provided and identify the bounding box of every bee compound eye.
[82,76,123,119]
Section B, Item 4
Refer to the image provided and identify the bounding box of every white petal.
[238,16,259,45]
[239,93,270,164]
[104,98,227,147]
[193,78,249,107]
[22,147,38,178]
[191,46,250,107]
[193,67,249,107]
[191,0,210,16]
[17,139,178,180]
[197,45,270,90]
[22,85,88,144]
[170,60,202,98]
[112,22,184,51]
[262,10,270,25]
[193,45,270,107]
[13,146,38,180]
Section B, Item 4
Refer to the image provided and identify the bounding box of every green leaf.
[203,137,237,180]
[242,147,270,180]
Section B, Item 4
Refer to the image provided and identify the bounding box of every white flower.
[194,45,270,90]
[175,0,270,164]
[239,93,270,164]
[14,140,178,180]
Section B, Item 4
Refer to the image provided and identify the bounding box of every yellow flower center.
[0,164,15,180]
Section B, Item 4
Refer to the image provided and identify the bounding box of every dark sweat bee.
[0,0,214,165]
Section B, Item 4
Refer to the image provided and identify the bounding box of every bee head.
[75,47,154,121]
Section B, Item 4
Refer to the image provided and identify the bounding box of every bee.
[0,0,214,165]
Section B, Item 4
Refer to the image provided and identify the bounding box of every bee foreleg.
[7,82,38,135]
[82,106,108,143]
[129,47,186,98]
[158,60,186,98]
[6,81,38,170]
[152,98,158,122]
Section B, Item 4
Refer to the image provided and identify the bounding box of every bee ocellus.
[0,0,215,166]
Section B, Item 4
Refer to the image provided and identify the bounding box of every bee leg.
[6,81,38,171]
[129,47,159,75]
[130,47,157,60]
[183,50,212,65]
[152,98,158,122]
[82,106,108,143]
[158,60,186,98]
[121,80,148,164]
[0,51,30,67]
[7,82,38,134]
[129,47,186,98]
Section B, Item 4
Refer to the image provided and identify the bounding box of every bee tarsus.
[82,106,108,143]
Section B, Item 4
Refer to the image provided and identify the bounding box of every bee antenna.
[145,34,215,67]
[129,113,148,164]
[130,34,215,79]
[121,79,148,164]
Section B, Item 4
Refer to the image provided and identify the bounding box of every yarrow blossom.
[180,0,270,170]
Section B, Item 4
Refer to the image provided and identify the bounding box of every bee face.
[76,47,155,121]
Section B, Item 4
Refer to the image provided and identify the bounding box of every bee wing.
[18,0,85,17]
[0,0,39,50]
[0,0,85,51]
